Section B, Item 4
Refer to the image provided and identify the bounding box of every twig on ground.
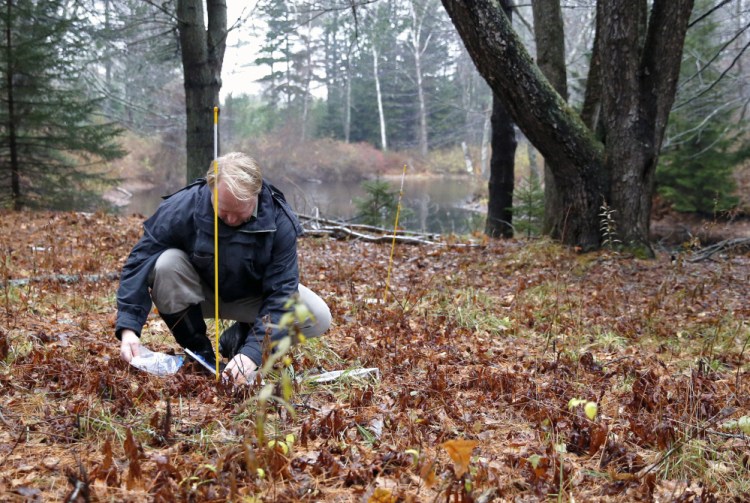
[689,238,750,262]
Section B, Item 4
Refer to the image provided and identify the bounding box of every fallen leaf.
[368,487,397,503]
[441,438,478,478]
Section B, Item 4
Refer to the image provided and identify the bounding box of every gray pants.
[148,249,331,338]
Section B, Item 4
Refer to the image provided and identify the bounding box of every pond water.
[122,175,488,235]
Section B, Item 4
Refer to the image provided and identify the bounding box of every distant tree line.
[0,0,748,252]
[222,0,491,159]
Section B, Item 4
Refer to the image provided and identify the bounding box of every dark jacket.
[115,179,303,364]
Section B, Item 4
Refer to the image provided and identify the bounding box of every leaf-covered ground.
[0,211,749,502]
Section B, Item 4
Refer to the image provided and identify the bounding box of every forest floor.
[0,211,749,502]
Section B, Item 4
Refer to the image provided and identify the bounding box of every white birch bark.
[373,45,388,151]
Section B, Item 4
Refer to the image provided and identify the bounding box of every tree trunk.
[580,3,603,135]
[301,20,312,142]
[441,0,693,252]
[480,105,491,180]
[484,0,516,239]
[461,141,473,174]
[531,0,567,100]
[485,93,516,238]
[600,0,693,248]
[409,0,429,157]
[344,55,352,143]
[5,0,20,210]
[373,45,388,151]
[344,58,352,143]
[531,0,567,236]
[176,0,226,182]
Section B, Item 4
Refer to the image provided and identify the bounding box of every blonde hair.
[206,152,263,201]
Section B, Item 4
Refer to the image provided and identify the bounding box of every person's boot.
[219,322,250,360]
[160,304,222,373]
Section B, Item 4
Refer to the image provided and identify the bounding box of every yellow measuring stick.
[384,164,407,303]
[213,106,220,379]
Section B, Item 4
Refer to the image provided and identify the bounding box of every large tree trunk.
[600,0,693,248]
[531,0,567,236]
[441,0,693,252]
[176,0,226,182]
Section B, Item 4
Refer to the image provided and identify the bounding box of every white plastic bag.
[129,346,185,376]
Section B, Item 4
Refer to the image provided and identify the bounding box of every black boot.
[219,322,250,359]
[161,305,222,373]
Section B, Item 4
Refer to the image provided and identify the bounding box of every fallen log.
[298,213,440,239]
[689,238,750,262]
[303,226,438,245]
[298,213,441,245]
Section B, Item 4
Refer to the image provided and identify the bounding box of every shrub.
[234,131,415,182]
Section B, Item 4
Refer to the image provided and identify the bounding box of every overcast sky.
[220,1,263,100]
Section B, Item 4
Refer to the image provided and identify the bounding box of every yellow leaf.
[368,487,397,503]
[441,439,478,477]
[267,440,289,455]
[585,401,598,420]
[568,398,586,410]
[294,302,313,322]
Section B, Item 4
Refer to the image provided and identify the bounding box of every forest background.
[1,0,749,244]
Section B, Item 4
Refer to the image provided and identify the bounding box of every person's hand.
[119,330,141,363]
[223,353,258,386]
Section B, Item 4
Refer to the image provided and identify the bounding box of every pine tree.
[656,1,750,215]
[353,178,410,227]
[511,176,544,238]
[0,0,124,210]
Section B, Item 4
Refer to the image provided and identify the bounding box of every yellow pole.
[384,164,407,303]
[213,106,220,379]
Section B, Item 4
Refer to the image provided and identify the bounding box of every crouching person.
[115,152,331,384]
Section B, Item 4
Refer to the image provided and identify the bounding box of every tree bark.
[5,0,20,210]
[580,3,603,135]
[484,0,516,239]
[485,93,516,238]
[531,0,567,236]
[373,45,388,151]
[531,0,567,100]
[600,0,693,248]
[344,59,352,143]
[176,0,226,182]
[480,105,491,179]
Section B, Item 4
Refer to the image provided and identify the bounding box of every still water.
[123,175,487,235]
